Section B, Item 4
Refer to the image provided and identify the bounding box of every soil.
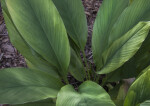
[0,4,27,69]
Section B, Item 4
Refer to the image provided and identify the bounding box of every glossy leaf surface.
[56,81,115,106]
[105,33,150,82]
[92,0,129,70]
[93,0,150,74]
[108,0,150,45]
[98,22,150,74]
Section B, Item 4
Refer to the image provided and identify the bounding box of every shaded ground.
[0,4,26,69]
[83,0,102,63]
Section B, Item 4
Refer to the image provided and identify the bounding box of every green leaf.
[105,52,150,82]
[109,79,135,106]
[140,100,150,106]
[56,81,115,106]
[103,0,150,76]
[124,66,150,106]
[109,84,125,106]
[11,99,56,106]
[68,48,86,81]
[108,0,150,45]
[2,5,59,78]
[5,0,70,80]
[105,33,150,82]
[0,68,63,104]
[137,66,150,79]
[104,58,136,82]
[52,0,88,50]
[92,0,129,70]
[98,22,150,74]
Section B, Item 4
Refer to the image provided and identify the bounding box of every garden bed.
[0,1,102,105]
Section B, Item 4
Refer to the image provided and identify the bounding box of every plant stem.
[101,77,107,86]
[78,51,88,80]
[63,76,69,84]
[65,79,69,84]
[82,51,91,80]
[95,75,100,84]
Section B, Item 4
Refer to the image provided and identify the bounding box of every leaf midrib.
[103,25,145,70]
[27,1,63,71]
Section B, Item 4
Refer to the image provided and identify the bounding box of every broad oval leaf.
[52,0,88,51]
[2,1,59,78]
[56,81,115,106]
[5,0,70,80]
[0,68,63,104]
[124,66,150,106]
[98,22,150,74]
[92,0,129,70]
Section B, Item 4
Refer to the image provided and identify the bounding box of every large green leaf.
[0,68,63,104]
[2,1,59,78]
[5,0,70,80]
[92,0,129,70]
[105,52,150,82]
[98,22,150,74]
[101,0,150,75]
[105,33,150,82]
[140,100,150,106]
[56,81,115,106]
[104,58,136,82]
[11,99,56,106]
[108,0,150,45]
[124,66,150,106]
[68,48,86,81]
[52,0,88,50]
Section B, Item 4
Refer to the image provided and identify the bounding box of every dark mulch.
[83,0,102,62]
[0,9,27,69]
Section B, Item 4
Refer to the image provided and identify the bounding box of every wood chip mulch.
[82,0,102,63]
[0,4,27,69]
